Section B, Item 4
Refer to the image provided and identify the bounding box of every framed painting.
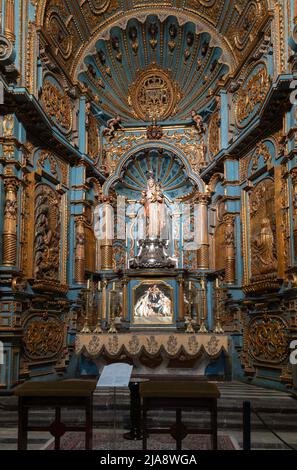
[132,280,174,325]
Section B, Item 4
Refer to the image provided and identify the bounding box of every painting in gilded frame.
[132,280,174,325]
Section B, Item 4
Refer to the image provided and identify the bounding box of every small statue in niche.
[103,115,123,141]
[4,198,17,219]
[191,110,205,135]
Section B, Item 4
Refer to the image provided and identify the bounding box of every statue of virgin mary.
[140,173,168,240]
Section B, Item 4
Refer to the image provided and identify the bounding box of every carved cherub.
[191,110,205,135]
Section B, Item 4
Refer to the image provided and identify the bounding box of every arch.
[87,177,102,199]
[102,141,206,195]
[73,8,237,78]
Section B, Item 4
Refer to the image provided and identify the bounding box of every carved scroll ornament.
[236,63,270,127]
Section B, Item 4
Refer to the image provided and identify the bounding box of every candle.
[87,279,90,289]
[98,281,101,291]
[189,281,192,291]
[216,278,219,289]
[113,282,116,290]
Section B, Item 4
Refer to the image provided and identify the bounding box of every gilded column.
[197,193,210,269]
[291,169,297,261]
[2,177,19,266]
[223,214,236,284]
[74,216,85,284]
[4,0,15,43]
[100,199,114,270]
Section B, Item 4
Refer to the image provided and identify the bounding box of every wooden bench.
[14,379,96,450]
[140,381,220,450]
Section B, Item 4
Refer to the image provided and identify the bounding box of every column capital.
[195,192,211,205]
[223,213,236,225]
[3,176,20,192]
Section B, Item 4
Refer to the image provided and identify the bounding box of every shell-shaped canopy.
[78,15,229,124]
[114,148,197,201]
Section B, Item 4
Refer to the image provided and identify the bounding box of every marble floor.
[0,381,296,450]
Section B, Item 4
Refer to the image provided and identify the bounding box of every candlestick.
[93,282,103,334]
[214,281,224,334]
[198,279,208,333]
[81,287,91,333]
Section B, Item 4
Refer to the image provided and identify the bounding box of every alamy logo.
[289,340,297,365]
[0,341,3,365]
[290,80,297,105]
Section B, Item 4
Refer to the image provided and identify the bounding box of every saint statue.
[140,173,168,239]
[252,217,277,273]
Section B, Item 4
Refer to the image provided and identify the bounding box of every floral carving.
[188,334,199,353]
[205,335,220,356]
[146,335,159,355]
[208,110,221,159]
[87,113,100,162]
[88,335,101,355]
[128,335,141,354]
[167,335,178,354]
[107,334,119,354]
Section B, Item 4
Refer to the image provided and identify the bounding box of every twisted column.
[223,214,236,284]
[2,177,19,266]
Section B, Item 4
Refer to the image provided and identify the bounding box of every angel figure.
[191,110,205,135]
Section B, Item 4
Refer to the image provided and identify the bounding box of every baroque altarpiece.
[0,0,297,392]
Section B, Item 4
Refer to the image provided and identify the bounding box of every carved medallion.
[128,65,182,121]
[23,316,64,360]
[248,315,288,363]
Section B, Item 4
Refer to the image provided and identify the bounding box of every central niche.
[114,148,195,201]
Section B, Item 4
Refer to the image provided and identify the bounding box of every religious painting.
[132,281,174,324]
